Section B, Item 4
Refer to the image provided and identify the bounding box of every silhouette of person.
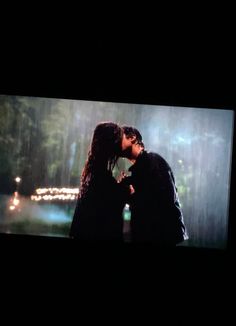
[70,122,130,241]
[119,125,188,246]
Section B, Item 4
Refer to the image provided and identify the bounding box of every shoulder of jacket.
[147,151,170,170]
[146,151,164,162]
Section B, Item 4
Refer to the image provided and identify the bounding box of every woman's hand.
[117,171,128,183]
[117,171,135,195]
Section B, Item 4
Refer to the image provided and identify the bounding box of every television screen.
[0,94,234,249]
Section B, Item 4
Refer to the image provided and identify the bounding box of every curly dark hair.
[122,125,145,148]
[80,122,123,197]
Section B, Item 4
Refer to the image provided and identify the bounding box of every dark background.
[0,28,235,313]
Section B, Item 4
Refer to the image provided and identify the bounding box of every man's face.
[121,134,135,158]
[121,134,132,150]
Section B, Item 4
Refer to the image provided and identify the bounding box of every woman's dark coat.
[70,171,129,241]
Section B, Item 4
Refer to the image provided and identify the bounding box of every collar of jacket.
[128,149,146,172]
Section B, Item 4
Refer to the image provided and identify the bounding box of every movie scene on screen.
[0,94,234,249]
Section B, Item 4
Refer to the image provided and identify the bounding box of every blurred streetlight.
[15,176,21,192]
[9,178,22,212]
[15,177,21,183]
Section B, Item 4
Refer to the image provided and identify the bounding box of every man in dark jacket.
[120,126,188,246]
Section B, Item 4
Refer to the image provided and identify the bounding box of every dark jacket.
[124,150,188,245]
[69,171,129,241]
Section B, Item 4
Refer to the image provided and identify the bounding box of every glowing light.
[13,198,19,206]
[9,191,21,211]
[123,203,131,221]
[178,160,183,164]
[31,188,79,202]
[35,188,79,195]
[15,177,21,183]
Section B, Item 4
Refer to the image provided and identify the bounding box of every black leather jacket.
[123,150,188,245]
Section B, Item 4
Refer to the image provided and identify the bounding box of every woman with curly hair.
[69,122,130,241]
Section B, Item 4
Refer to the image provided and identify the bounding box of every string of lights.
[31,188,79,202]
